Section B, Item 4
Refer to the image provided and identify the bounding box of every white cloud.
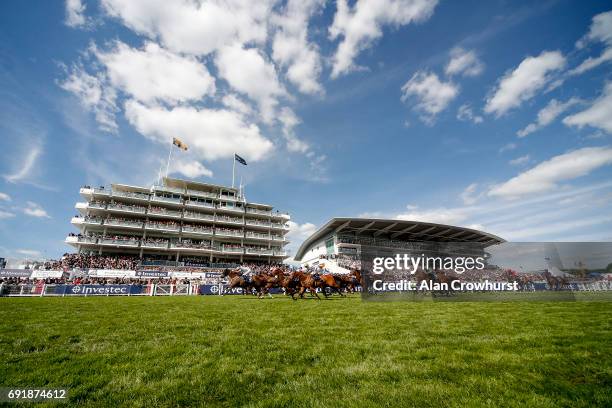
[396,204,470,225]
[23,201,50,218]
[215,43,285,123]
[484,51,566,116]
[0,192,10,201]
[329,0,439,78]
[570,48,612,76]
[361,181,612,241]
[170,160,213,179]
[285,220,318,260]
[58,65,118,132]
[15,249,42,257]
[101,0,273,56]
[573,10,612,75]
[577,10,612,47]
[517,97,581,137]
[287,220,317,242]
[65,0,88,28]
[489,147,612,199]
[509,154,530,166]
[401,71,458,122]
[445,47,484,77]
[95,41,216,105]
[563,82,612,134]
[221,94,254,117]
[456,104,483,124]
[499,142,517,153]
[278,107,309,153]
[0,210,15,219]
[3,147,42,184]
[460,183,479,205]
[272,0,324,94]
[124,100,274,162]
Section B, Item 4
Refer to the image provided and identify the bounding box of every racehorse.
[434,270,454,296]
[542,271,569,291]
[413,269,431,294]
[335,269,362,293]
[317,274,346,297]
[221,268,255,295]
[290,271,321,300]
[268,267,300,297]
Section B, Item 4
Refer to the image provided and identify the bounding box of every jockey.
[239,266,253,283]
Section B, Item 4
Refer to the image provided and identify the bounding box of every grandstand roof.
[294,218,505,261]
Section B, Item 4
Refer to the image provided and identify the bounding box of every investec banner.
[88,269,136,278]
[135,270,168,278]
[0,269,32,278]
[198,285,284,295]
[57,284,144,295]
[30,270,64,279]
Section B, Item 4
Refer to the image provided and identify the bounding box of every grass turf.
[0,295,610,407]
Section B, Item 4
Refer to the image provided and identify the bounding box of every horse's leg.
[311,287,321,300]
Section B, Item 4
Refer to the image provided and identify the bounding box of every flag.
[173,137,188,151]
[234,154,247,166]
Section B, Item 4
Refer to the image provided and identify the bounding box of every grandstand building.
[66,177,290,264]
[294,218,505,273]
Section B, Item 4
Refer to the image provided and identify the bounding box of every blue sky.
[0,0,611,261]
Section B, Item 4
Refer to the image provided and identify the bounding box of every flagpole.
[232,153,236,188]
[165,141,174,179]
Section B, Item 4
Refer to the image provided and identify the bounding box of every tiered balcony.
[88,201,107,210]
[148,207,182,218]
[215,229,243,238]
[105,218,144,229]
[245,247,273,256]
[112,190,150,202]
[222,246,244,254]
[245,219,270,228]
[185,199,215,209]
[65,235,98,245]
[99,237,140,247]
[186,189,217,199]
[141,240,169,249]
[246,207,272,216]
[215,216,243,226]
[270,222,289,230]
[170,241,217,252]
[245,231,270,240]
[183,211,214,222]
[107,203,146,214]
[145,221,180,232]
[71,216,102,226]
[216,204,244,214]
[151,194,182,205]
[182,225,213,236]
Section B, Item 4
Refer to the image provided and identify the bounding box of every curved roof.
[294,218,505,261]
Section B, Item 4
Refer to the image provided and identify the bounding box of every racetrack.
[1,295,610,407]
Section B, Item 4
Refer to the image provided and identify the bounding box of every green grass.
[1,295,611,407]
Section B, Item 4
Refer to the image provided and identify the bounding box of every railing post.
[41,284,46,297]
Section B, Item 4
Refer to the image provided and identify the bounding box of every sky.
[0,0,611,261]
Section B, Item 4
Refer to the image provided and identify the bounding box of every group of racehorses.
[221,267,362,300]
[221,267,570,299]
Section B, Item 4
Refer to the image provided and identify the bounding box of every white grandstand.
[66,177,290,264]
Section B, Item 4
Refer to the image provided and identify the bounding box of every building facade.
[294,218,505,272]
[66,177,290,264]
